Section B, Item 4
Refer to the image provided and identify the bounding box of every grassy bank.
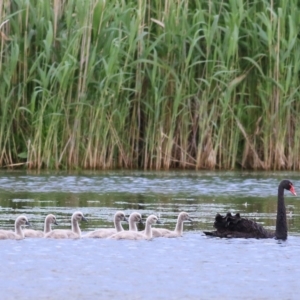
[0,0,300,170]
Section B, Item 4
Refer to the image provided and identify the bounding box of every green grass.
[0,0,300,170]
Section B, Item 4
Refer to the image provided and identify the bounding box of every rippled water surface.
[0,170,300,300]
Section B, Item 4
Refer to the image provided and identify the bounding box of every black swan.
[204,179,296,240]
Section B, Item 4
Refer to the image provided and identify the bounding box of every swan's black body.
[204,180,296,240]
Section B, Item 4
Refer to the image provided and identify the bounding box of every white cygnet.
[151,212,192,238]
[24,214,58,238]
[0,215,30,240]
[109,215,160,240]
[128,212,143,231]
[83,211,127,238]
[44,211,87,239]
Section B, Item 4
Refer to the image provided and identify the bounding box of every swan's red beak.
[289,185,297,196]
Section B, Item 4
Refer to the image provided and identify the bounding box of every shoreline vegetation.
[0,0,300,170]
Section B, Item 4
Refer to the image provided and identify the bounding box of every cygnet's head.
[15,215,30,227]
[146,215,161,225]
[115,211,128,222]
[129,212,143,224]
[179,212,192,222]
[46,214,58,225]
[72,211,87,222]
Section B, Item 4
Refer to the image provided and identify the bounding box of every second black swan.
[204,179,296,240]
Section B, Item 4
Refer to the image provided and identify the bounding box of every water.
[0,170,299,299]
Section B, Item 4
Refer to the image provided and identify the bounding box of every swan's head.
[46,214,58,225]
[115,211,128,222]
[146,215,161,225]
[15,215,30,227]
[129,212,143,225]
[281,180,297,196]
[72,211,88,223]
[178,212,192,222]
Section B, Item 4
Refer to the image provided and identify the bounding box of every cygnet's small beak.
[124,216,128,222]
[82,216,88,222]
[139,219,144,225]
[188,217,193,223]
[26,220,31,226]
[54,221,58,225]
[156,219,162,224]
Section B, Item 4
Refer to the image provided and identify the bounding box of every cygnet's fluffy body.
[83,211,127,238]
[45,211,87,239]
[151,212,192,238]
[24,214,58,238]
[109,215,159,240]
[0,215,30,240]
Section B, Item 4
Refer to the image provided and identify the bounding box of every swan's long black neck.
[275,184,287,240]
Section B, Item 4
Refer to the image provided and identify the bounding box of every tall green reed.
[0,0,299,170]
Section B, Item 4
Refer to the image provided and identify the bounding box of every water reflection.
[0,170,298,196]
[0,171,299,234]
[0,171,300,299]
[0,233,300,299]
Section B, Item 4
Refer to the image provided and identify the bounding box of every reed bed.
[0,0,300,170]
